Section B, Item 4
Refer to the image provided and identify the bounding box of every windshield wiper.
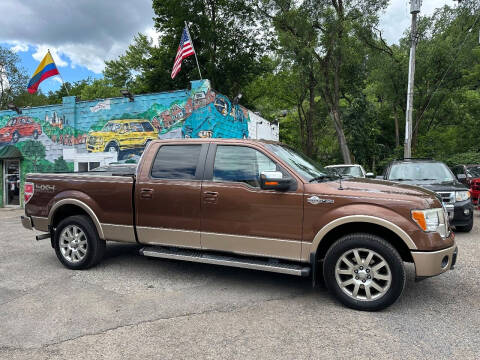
[309,174,339,183]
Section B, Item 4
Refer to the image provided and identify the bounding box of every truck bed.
[25,173,136,240]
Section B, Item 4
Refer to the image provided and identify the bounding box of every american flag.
[171,27,195,79]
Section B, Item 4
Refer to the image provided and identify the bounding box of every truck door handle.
[204,191,218,196]
[203,191,219,203]
[140,188,154,199]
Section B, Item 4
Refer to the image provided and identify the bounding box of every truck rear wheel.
[323,233,406,311]
[54,215,106,270]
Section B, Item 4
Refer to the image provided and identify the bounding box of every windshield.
[331,166,363,178]
[387,162,455,182]
[467,166,480,177]
[265,144,338,182]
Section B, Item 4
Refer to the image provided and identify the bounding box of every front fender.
[302,204,418,262]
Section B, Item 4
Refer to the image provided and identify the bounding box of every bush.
[444,151,480,167]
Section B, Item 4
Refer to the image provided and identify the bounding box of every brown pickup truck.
[21,139,457,311]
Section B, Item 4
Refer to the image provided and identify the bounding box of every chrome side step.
[140,246,311,277]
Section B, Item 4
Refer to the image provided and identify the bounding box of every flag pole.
[49,49,69,95]
[184,21,202,79]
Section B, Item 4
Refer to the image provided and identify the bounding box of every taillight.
[24,182,34,204]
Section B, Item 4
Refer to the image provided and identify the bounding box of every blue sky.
[7,46,103,93]
[1,0,456,94]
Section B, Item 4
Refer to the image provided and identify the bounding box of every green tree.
[105,1,273,101]
[0,46,29,110]
[47,78,122,103]
[53,156,70,173]
[18,140,46,172]
[258,0,389,162]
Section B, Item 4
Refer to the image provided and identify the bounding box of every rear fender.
[48,192,105,239]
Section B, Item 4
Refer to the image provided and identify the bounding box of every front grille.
[437,191,454,205]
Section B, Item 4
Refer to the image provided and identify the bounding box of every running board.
[140,246,311,277]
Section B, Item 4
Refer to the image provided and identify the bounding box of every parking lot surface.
[1,208,479,359]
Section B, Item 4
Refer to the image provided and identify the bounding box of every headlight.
[91,137,103,145]
[412,208,448,238]
[455,191,470,202]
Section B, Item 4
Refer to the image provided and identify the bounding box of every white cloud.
[379,0,458,44]
[32,46,69,67]
[0,0,154,74]
[51,76,63,84]
[9,41,29,53]
[145,27,161,47]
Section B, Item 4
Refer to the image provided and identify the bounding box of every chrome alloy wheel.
[335,248,392,301]
[59,225,88,263]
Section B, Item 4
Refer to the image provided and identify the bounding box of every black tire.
[323,233,406,311]
[33,130,39,139]
[11,131,20,143]
[456,219,473,232]
[104,142,119,153]
[54,215,106,270]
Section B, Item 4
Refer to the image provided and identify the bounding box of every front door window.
[4,160,20,206]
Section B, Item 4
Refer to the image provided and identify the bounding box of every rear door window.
[151,145,202,180]
[129,122,144,132]
[142,122,154,132]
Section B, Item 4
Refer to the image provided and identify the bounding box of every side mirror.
[457,174,466,181]
[260,171,292,191]
[365,172,374,178]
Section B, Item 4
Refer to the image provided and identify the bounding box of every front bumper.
[412,242,457,278]
[21,215,33,230]
[87,143,104,152]
[446,199,474,227]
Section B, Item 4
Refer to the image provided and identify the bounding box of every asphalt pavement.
[0,208,479,359]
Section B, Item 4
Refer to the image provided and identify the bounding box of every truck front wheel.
[54,215,106,270]
[323,233,406,311]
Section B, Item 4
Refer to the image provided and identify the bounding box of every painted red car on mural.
[0,116,42,144]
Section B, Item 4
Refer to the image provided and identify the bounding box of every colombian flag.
[27,51,60,94]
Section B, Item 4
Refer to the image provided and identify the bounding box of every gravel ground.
[0,208,479,359]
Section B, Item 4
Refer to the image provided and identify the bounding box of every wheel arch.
[309,216,415,263]
[48,199,105,240]
[104,140,120,151]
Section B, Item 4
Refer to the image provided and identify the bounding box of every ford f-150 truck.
[21,139,457,311]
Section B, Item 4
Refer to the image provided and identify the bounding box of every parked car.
[325,164,374,178]
[87,119,157,153]
[22,139,457,311]
[451,164,480,206]
[0,116,42,143]
[384,159,473,232]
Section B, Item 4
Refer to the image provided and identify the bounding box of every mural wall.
[0,79,278,206]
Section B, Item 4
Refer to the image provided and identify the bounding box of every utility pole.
[404,0,422,159]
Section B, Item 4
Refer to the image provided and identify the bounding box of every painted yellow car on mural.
[87,119,157,153]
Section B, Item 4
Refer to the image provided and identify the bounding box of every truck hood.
[305,178,438,205]
[336,178,436,197]
[88,131,104,138]
[387,179,468,192]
